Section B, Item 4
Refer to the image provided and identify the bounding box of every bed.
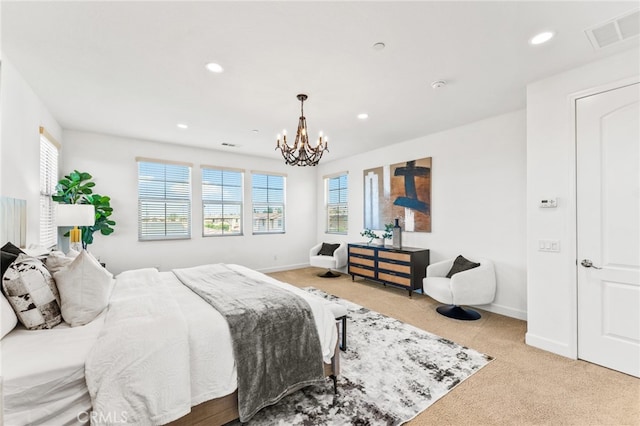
[2,265,340,425]
[1,198,340,425]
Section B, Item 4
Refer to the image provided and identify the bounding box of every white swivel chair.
[309,242,348,278]
[423,256,496,320]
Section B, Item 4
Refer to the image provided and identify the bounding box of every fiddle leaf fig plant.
[52,170,116,248]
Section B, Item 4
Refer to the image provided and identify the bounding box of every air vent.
[585,9,640,50]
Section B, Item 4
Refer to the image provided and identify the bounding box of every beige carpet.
[268,267,640,426]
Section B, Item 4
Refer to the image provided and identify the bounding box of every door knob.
[580,259,602,269]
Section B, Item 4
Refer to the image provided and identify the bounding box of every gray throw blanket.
[172,264,324,422]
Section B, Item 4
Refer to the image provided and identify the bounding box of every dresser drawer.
[350,256,375,268]
[378,251,411,262]
[349,265,376,278]
[378,261,410,275]
[350,247,375,257]
[378,271,411,287]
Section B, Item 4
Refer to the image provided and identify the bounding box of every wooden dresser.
[348,243,430,296]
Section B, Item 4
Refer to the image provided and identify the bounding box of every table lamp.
[55,204,95,251]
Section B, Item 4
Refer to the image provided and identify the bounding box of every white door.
[576,82,640,378]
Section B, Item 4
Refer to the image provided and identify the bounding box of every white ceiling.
[2,1,638,163]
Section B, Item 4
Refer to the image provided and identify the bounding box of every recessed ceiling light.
[357,113,369,120]
[177,123,188,129]
[251,129,259,134]
[372,42,386,51]
[529,31,555,45]
[205,62,224,73]
[431,80,446,89]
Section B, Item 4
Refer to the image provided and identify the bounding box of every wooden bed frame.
[169,336,340,426]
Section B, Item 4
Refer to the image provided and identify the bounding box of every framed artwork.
[363,157,431,232]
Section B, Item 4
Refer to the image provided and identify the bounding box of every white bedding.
[2,264,338,425]
[2,312,106,425]
[159,264,339,406]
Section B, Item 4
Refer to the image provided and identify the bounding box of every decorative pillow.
[1,242,25,279]
[46,249,80,274]
[2,254,62,330]
[54,250,114,327]
[446,255,481,278]
[1,292,18,339]
[317,243,340,256]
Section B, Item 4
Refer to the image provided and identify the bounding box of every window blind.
[326,174,348,234]
[39,134,59,248]
[251,173,285,234]
[202,167,243,236]
[138,160,191,240]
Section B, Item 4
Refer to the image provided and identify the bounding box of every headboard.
[0,196,27,248]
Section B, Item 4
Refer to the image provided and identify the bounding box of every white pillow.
[54,250,114,327]
[1,292,18,339]
[2,254,62,330]
[45,249,80,274]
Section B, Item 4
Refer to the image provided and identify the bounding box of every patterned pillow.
[2,254,62,330]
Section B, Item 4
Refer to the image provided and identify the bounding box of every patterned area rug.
[231,288,493,425]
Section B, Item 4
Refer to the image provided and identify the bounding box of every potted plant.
[52,170,116,249]
[361,224,394,245]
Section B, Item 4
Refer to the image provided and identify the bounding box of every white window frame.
[201,165,244,237]
[251,172,286,234]
[325,172,348,234]
[39,127,59,248]
[137,158,192,241]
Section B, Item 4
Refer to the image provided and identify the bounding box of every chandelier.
[275,94,329,166]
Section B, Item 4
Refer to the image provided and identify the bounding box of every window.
[326,173,348,234]
[252,173,285,234]
[137,159,191,240]
[39,128,59,248]
[202,167,243,236]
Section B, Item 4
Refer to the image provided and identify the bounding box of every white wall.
[62,130,317,275]
[316,110,528,320]
[0,54,62,245]
[526,49,640,358]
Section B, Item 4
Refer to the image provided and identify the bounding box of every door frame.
[568,76,639,359]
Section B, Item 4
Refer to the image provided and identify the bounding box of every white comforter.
[85,265,338,425]
[85,268,192,425]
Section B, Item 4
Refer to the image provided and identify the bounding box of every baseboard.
[477,303,527,321]
[525,333,576,359]
[257,263,309,274]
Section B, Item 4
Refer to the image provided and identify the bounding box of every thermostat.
[539,198,557,208]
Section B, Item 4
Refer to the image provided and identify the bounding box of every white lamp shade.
[55,204,95,227]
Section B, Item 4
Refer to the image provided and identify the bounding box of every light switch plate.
[538,239,560,252]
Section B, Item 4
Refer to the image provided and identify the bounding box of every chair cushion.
[317,242,340,256]
[310,255,337,269]
[423,277,454,304]
[446,255,480,278]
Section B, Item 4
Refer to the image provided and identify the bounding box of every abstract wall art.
[363,157,431,232]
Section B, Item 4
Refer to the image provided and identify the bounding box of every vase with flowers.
[361,224,394,246]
